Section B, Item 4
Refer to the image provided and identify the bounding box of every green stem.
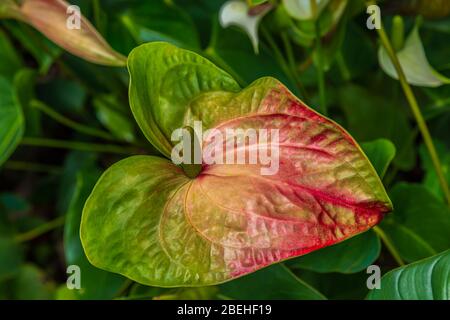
[92,0,102,31]
[115,279,134,298]
[373,226,405,266]
[21,137,138,155]
[31,100,116,142]
[14,216,65,243]
[375,18,450,207]
[3,161,62,174]
[280,32,309,102]
[261,26,305,99]
[336,51,351,81]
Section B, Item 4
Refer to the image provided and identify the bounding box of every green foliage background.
[0,0,449,300]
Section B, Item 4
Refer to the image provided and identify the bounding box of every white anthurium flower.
[283,0,330,20]
[219,0,271,54]
[379,26,450,87]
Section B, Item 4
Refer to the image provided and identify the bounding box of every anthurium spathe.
[9,0,126,66]
[379,23,450,87]
[80,42,393,287]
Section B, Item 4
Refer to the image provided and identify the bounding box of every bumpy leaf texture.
[11,0,126,66]
[81,42,392,286]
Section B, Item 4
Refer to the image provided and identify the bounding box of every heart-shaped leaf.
[11,0,126,66]
[379,25,450,87]
[81,42,392,287]
[366,249,450,300]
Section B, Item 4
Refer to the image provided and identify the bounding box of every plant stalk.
[373,226,405,266]
[14,216,65,243]
[21,137,138,155]
[375,20,450,207]
[280,32,309,102]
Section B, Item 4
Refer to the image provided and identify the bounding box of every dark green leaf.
[64,163,126,299]
[121,0,200,49]
[219,264,326,300]
[338,84,415,171]
[11,265,55,300]
[367,249,450,300]
[362,139,396,178]
[0,75,24,167]
[381,183,450,263]
[0,29,22,80]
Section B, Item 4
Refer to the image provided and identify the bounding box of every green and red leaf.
[81,42,392,286]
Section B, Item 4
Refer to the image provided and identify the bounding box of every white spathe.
[219,0,270,54]
[379,26,450,87]
[283,0,330,20]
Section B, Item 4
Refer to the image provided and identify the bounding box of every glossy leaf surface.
[82,42,392,286]
[367,249,450,300]
[285,138,395,274]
